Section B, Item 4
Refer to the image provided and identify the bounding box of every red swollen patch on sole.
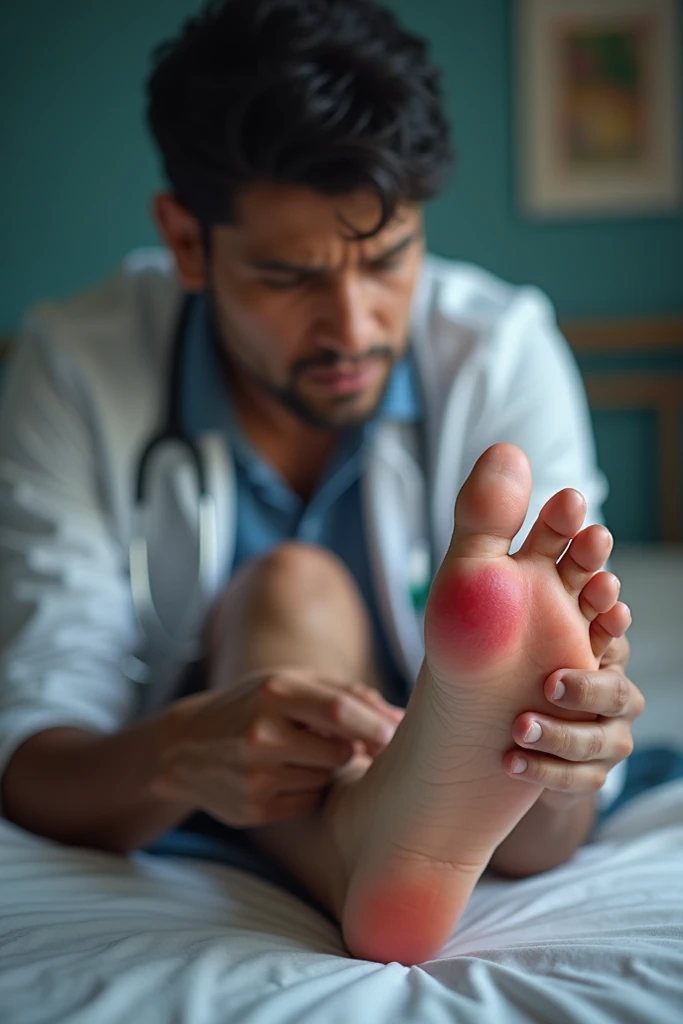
[425,563,524,674]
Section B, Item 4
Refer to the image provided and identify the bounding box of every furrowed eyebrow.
[246,231,420,274]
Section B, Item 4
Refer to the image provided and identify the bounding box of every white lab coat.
[1,248,621,802]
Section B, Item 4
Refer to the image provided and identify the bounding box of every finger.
[239,711,354,768]
[343,682,406,722]
[271,684,397,751]
[578,571,621,622]
[271,718,356,768]
[544,665,640,718]
[512,713,634,764]
[263,672,402,730]
[590,602,632,660]
[503,750,609,794]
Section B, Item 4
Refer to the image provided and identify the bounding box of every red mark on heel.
[425,564,524,674]
[343,865,465,965]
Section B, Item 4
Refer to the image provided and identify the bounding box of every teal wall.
[1,0,682,541]
[1,0,682,333]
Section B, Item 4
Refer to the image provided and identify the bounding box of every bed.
[1,318,682,1023]
[0,771,682,1023]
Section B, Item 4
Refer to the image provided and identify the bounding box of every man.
[0,0,643,965]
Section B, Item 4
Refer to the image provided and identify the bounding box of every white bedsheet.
[1,779,682,1024]
[1,542,682,1022]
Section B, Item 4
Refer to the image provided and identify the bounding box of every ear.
[152,194,208,291]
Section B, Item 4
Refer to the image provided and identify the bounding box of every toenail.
[510,756,528,774]
[553,679,566,700]
[524,721,542,743]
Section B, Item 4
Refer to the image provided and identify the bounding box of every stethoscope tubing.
[129,295,219,662]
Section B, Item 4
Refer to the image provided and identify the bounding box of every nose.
[312,277,376,360]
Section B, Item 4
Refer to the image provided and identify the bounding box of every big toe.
[451,443,532,560]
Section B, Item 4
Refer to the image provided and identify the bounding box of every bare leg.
[208,542,383,696]
[205,541,386,917]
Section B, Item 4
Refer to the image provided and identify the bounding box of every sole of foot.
[330,443,630,965]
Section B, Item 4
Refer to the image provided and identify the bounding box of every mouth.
[304,360,383,396]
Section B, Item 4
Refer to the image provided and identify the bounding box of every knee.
[254,542,354,607]
[207,542,378,689]
[216,543,358,625]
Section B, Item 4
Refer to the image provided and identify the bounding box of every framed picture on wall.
[516,0,682,218]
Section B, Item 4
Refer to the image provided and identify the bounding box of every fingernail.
[553,679,566,700]
[510,756,528,774]
[381,725,396,745]
[524,720,542,743]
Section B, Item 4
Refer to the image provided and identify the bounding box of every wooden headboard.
[2,317,683,540]
[561,316,683,542]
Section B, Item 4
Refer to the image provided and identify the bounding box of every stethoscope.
[127,293,435,673]
[128,294,218,664]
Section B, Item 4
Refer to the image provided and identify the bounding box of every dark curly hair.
[146,0,454,238]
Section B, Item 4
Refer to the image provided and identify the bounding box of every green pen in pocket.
[408,539,432,611]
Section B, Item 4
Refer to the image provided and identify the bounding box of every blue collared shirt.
[182,295,422,705]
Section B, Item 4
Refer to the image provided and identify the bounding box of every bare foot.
[328,443,629,965]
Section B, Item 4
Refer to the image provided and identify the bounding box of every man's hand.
[153,668,404,828]
[504,635,645,807]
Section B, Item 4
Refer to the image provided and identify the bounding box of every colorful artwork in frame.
[516,0,681,218]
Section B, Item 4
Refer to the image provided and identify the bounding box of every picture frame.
[516,0,682,218]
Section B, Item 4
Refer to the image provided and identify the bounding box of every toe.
[451,443,532,560]
[557,525,613,596]
[519,489,586,561]
[579,571,621,622]
[590,602,631,660]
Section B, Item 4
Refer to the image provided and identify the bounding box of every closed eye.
[259,243,412,289]
[368,257,403,273]
[262,274,308,290]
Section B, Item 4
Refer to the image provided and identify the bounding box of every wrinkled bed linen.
[1,779,682,1024]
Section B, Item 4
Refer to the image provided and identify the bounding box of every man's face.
[206,183,425,430]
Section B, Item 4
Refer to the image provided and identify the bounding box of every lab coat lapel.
[362,421,427,685]
[147,431,236,641]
